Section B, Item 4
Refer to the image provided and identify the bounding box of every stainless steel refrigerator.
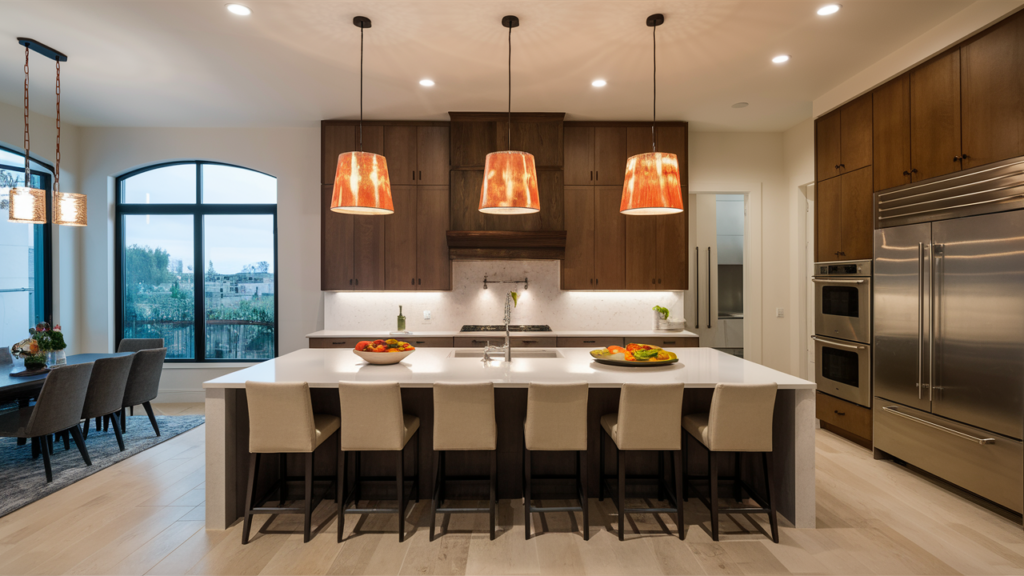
[873,156,1024,514]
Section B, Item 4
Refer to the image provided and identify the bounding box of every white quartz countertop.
[204,347,814,390]
[306,329,699,339]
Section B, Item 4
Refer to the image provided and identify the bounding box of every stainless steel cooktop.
[460,325,552,332]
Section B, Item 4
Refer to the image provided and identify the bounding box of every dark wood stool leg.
[439,451,446,505]
[242,453,260,544]
[39,437,53,482]
[580,448,589,541]
[524,445,532,540]
[142,402,161,436]
[337,450,347,543]
[69,424,91,466]
[489,449,497,540]
[617,447,625,541]
[709,451,719,541]
[279,454,287,505]
[764,452,779,543]
[735,452,743,502]
[303,452,313,543]
[658,451,666,501]
[397,447,406,542]
[674,449,684,540]
[354,452,362,504]
[430,450,441,541]
[111,411,126,451]
[598,430,605,501]
[413,430,420,503]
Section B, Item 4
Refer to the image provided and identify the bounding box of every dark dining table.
[0,353,132,405]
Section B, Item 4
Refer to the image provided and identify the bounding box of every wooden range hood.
[446,231,566,260]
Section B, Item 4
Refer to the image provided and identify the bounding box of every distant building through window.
[115,161,277,361]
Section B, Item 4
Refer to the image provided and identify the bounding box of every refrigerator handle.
[694,248,699,328]
[917,242,924,400]
[929,243,939,402]
[707,246,712,329]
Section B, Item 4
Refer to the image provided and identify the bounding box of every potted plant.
[31,323,68,366]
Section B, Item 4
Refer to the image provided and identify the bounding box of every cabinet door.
[416,185,451,290]
[840,167,873,261]
[911,50,961,182]
[626,126,652,159]
[594,186,626,289]
[816,111,842,182]
[840,93,872,173]
[961,13,1024,170]
[352,215,386,290]
[656,125,688,184]
[417,126,450,185]
[321,184,354,290]
[385,186,418,290]
[656,208,688,289]
[816,177,843,262]
[562,186,595,289]
[384,126,417,186]
[322,124,355,185]
[625,216,658,289]
[564,126,595,185]
[595,127,627,185]
[873,74,912,192]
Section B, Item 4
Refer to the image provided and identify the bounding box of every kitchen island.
[204,347,816,530]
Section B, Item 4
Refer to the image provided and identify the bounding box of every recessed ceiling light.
[226,4,251,16]
[592,79,607,88]
[419,79,435,87]
[772,54,790,64]
[732,102,749,109]
[817,4,841,16]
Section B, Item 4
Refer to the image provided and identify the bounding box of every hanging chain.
[55,60,60,194]
[24,45,30,181]
[359,21,364,152]
[651,22,657,153]
[508,23,512,151]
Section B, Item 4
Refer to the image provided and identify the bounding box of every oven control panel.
[814,259,871,277]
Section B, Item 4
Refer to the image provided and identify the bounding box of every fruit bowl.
[353,349,415,365]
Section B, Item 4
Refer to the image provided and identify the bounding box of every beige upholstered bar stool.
[523,381,589,540]
[599,382,685,540]
[337,381,420,543]
[430,381,497,541]
[242,381,339,544]
[682,382,779,543]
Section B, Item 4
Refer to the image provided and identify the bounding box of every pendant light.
[8,41,47,224]
[331,16,394,215]
[620,14,684,216]
[479,15,540,215]
[52,53,87,226]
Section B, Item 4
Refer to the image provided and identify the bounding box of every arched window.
[115,161,277,361]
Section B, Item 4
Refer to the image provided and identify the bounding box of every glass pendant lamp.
[331,17,394,215]
[51,56,86,226]
[620,14,684,216]
[479,15,540,215]
[9,42,47,224]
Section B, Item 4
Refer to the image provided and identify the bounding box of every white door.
[686,194,719,344]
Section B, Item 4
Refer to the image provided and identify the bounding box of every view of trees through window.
[117,162,276,361]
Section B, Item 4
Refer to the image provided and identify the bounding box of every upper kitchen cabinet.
[385,185,452,290]
[815,166,872,262]
[321,123,384,185]
[873,73,912,191]
[451,112,564,169]
[816,93,872,182]
[385,125,451,186]
[961,11,1024,170]
[910,49,962,182]
[561,185,626,290]
[564,127,594,185]
[321,184,354,291]
[564,126,627,185]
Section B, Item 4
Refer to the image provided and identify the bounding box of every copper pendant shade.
[479,15,540,215]
[8,186,46,224]
[330,17,393,216]
[621,14,683,216]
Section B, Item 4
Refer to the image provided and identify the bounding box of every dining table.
[1,353,132,405]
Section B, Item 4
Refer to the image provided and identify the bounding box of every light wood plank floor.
[1,404,1023,576]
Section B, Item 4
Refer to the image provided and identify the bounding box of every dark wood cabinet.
[816,94,871,182]
[321,185,355,291]
[815,167,872,262]
[564,127,594,185]
[594,186,626,289]
[417,126,450,185]
[911,49,962,182]
[385,186,418,290]
[352,215,386,290]
[815,177,843,262]
[656,213,688,289]
[625,216,658,289]
[594,127,627,185]
[961,12,1024,170]
[561,185,626,290]
[416,186,451,290]
[815,111,841,182]
[562,186,595,289]
[873,73,912,192]
[384,126,418,186]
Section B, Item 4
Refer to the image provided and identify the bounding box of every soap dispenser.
[397,306,406,332]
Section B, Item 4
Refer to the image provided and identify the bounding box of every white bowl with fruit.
[352,339,416,365]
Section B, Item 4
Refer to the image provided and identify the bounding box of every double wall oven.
[812,260,872,407]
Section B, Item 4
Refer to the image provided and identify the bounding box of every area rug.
[0,415,205,518]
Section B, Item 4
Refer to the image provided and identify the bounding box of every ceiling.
[0,0,972,131]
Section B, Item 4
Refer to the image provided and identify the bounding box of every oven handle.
[881,406,994,445]
[811,278,866,284]
[811,335,866,350]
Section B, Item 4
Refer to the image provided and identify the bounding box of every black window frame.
[114,160,279,363]
[0,144,54,328]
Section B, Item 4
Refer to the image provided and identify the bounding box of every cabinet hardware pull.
[333,342,346,345]
[811,335,865,350]
[472,340,487,344]
[840,163,845,169]
[834,410,846,416]
[419,171,422,180]
[522,340,538,344]
[584,340,596,343]
[652,279,655,284]
[911,168,918,174]
[415,341,426,344]
[707,246,711,328]
[418,279,421,285]
[595,278,599,285]
[355,279,359,285]
[663,341,676,344]
[590,278,593,285]
[590,170,593,181]
[412,278,415,285]
[953,156,961,162]
[961,154,969,160]
[596,171,599,180]
[881,406,995,445]
[834,164,839,170]
[349,279,353,285]
[903,170,910,176]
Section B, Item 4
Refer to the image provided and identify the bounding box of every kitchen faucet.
[482,290,514,362]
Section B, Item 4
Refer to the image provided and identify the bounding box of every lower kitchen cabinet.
[816,391,871,448]
[309,337,454,348]
[454,336,558,348]
[557,337,623,348]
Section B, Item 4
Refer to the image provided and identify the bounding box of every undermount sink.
[449,349,563,359]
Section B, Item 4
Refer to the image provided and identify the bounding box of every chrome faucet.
[482,290,514,362]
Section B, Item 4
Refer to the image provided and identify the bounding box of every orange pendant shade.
[620,152,684,215]
[479,151,540,214]
[331,151,394,215]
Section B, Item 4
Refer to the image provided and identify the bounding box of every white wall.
[782,119,815,379]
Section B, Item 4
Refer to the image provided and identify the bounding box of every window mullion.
[194,211,205,362]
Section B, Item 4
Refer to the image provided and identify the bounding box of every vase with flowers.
[12,322,68,369]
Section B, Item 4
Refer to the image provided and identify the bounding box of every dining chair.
[116,338,164,353]
[79,355,134,451]
[0,363,94,482]
[119,348,167,436]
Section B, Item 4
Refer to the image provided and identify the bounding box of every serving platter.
[592,357,679,368]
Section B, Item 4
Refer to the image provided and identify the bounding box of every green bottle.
[397,306,406,332]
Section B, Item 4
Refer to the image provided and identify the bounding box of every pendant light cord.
[651,22,656,153]
[507,22,512,151]
[55,60,60,194]
[23,45,30,181]
[359,21,364,152]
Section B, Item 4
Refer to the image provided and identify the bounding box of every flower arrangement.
[11,322,67,369]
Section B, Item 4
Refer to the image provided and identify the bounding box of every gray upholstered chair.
[242,381,339,544]
[337,381,420,543]
[430,381,497,541]
[116,338,164,353]
[79,355,134,451]
[682,382,779,543]
[599,382,685,541]
[119,348,167,436]
[0,346,12,365]
[0,363,94,482]
[523,381,589,540]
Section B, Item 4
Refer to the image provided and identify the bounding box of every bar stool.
[337,381,420,543]
[242,381,339,544]
[430,381,497,541]
[523,381,589,540]
[682,382,779,543]
[599,382,685,541]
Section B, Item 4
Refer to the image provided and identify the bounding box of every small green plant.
[653,305,670,320]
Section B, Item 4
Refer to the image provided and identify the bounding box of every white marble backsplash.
[324,260,685,332]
